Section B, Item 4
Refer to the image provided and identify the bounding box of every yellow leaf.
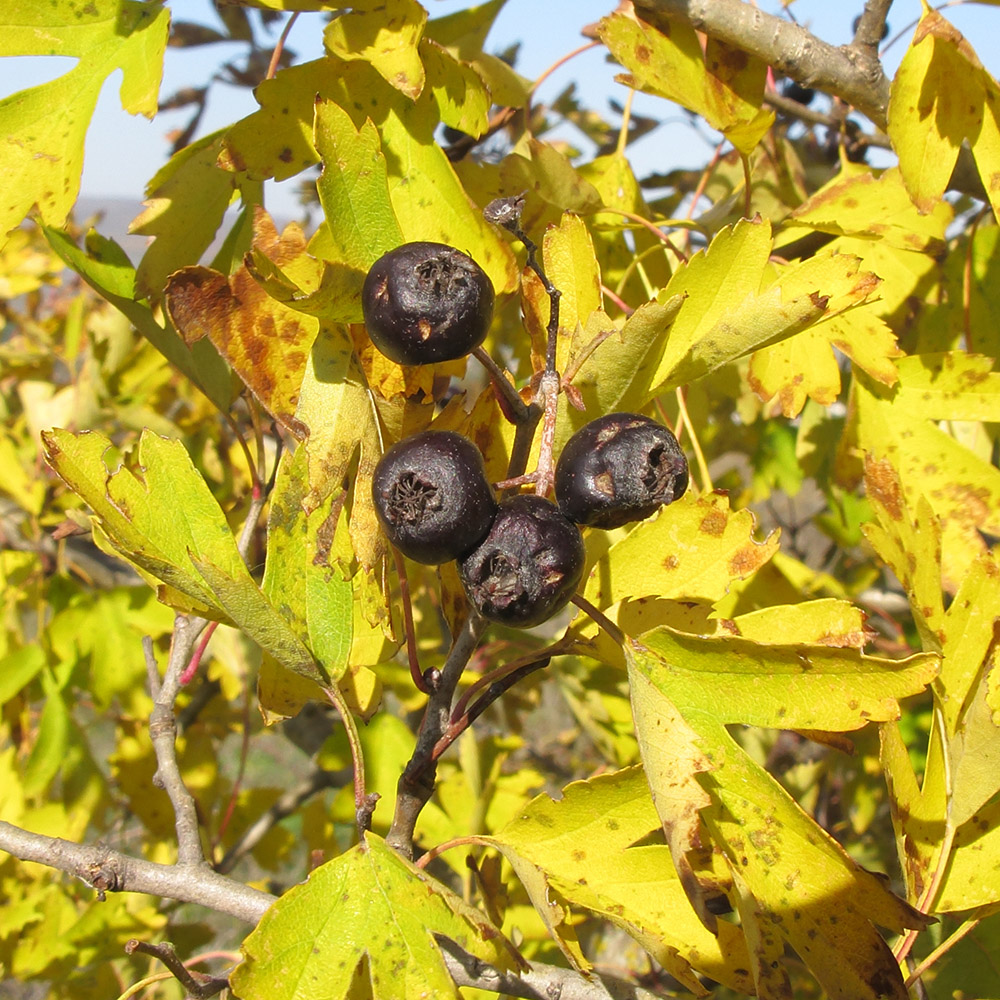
[582,490,779,610]
[324,0,427,101]
[888,8,1000,222]
[598,10,774,154]
[856,374,1000,591]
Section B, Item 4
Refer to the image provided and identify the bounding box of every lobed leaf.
[582,490,779,610]
[598,10,773,155]
[628,641,931,1000]
[0,1,168,239]
[888,8,1000,223]
[42,428,322,685]
[231,834,514,1000]
[489,768,754,995]
[323,0,428,101]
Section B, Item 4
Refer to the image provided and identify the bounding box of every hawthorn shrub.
[1,2,1000,999]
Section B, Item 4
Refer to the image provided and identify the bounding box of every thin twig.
[150,614,210,866]
[216,767,349,875]
[325,685,379,838]
[391,545,431,694]
[591,207,688,264]
[472,346,531,423]
[125,940,229,1000]
[386,613,486,859]
[525,40,602,131]
[571,594,625,645]
[266,11,299,81]
[433,657,552,762]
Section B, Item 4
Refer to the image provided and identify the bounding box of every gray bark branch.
[0,820,273,925]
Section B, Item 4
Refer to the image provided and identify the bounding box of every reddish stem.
[180,620,219,686]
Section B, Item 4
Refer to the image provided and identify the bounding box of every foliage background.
[1,1,1000,999]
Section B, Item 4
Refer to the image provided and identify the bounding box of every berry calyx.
[555,412,688,529]
[372,430,496,565]
[362,242,494,365]
[459,494,585,628]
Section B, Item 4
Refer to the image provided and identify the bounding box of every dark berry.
[781,79,815,106]
[362,242,494,365]
[555,412,688,529]
[372,430,496,565]
[459,494,585,628]
[852,14,889,41]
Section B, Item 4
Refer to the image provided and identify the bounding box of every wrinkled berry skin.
[555,412,688,529]
[459,495,585,628]
[362,242,494,365]
[372,430,496,565]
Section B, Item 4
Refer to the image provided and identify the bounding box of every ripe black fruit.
[555,412,688,529]
[459,495,585,628]
[372,430,496,565]
[362,242,494,365]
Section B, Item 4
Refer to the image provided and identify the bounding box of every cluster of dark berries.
[364,242,690,630]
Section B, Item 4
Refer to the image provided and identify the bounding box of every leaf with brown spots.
[231,833,515,1000]
[631,623,937,733]
[164,214,321,435]
[783,165,950,255]
[628,639,932,1000]
[582,490,779,610]
[294,323,386,577]
[856,369,1000,591]
[888,7,1000,224]
[598,10,773,155]
[644,218,835,399]
[749,251,895,418]
[488,767,754,995]
[323,0,428,101]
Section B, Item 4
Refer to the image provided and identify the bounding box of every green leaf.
[262,447,354,685]
[22,679,69,797]
[646,217,833,397]
[0,0,168,238]
[294,324,385,575]
[0,644,46,705]
[310,100,404,269]
[631,624,938,732]
[41,428,322,685]
[42,226,237,413]
[230,833,514,1000]
[221,54,516,294]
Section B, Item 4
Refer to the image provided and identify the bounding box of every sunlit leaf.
[888,8,1000,223]
[582,490,779,609]
[0,0,168,238]
[230,834,515,1000]
[489,768,754,995]
[599,10,774,154]
[324,0,427,101]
